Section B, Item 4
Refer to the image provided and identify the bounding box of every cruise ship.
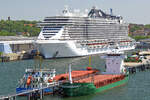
[35,6,135,58]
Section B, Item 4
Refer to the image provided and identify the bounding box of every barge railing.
[0,82,59,100]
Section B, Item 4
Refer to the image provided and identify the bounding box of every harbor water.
[0,55,150,100]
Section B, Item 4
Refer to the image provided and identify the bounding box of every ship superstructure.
[36,6,135,58]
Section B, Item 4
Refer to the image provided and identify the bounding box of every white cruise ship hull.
[36,40,82,58]
[36,40,135,58]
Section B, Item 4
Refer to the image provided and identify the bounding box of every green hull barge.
[61,76,128,97]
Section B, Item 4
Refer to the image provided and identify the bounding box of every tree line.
[0,20,40,36]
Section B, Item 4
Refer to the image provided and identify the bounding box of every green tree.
[0,20,40,36]
[130,25,142,33]
[144,24,150,29]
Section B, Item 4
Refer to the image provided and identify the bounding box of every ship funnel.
[69,64,73,84]
[110,8,113,15]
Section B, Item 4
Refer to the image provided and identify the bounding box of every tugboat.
[57,51,128,97]
[16,55,56,95]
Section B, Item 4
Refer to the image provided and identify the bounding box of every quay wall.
[0,36,37,61]
[0,36,36,53]
[10,43,34,53]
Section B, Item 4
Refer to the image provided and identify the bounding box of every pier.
[0,82,59,100]
[125,55,150,74]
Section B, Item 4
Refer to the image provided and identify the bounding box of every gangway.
[0,82,59,100]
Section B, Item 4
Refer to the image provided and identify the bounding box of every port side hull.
[61,76,128,97]
[36,40,135,58]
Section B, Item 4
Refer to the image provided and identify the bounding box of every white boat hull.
[36,40,81,58]
[35,40,135,58]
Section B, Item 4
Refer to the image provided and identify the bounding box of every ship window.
[44,26,62,28]
[43,33,56,35]
[43,32,58,33]
[43,28,60,31]
[44,19,69,22]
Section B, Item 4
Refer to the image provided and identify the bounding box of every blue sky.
[0,0,150,24]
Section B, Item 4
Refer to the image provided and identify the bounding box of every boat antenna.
[69,64,73,84]
[110,8,113,15]
[88,55,92,67]
[34,52,39,70]
[39,55,43,72]
[34,51,43,71]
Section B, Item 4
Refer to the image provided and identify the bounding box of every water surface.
[0,55,150,100]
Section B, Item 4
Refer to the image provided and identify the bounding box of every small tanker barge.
[55,53,128,97]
